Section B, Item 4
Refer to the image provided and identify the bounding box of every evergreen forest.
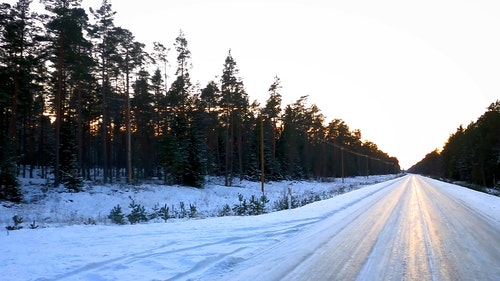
[409,101,500,189]
[0,0,400,202]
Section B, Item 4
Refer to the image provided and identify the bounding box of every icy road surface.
[1,175,499,280]
[223,175,500,281]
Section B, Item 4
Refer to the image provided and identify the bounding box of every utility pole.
[341,147,345,183]
[365,155,369,179]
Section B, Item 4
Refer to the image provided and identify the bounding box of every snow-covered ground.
[1,174,498,280]
[0,175,396,228]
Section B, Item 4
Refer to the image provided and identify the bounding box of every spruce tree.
[185,97,207,187]
[59,117,83,191]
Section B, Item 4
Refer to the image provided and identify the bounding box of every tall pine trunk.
[238,125,243,181]
[101,55,109,183]
[54,36,64,187]
[76,81,83,175]
[125,58,132,183]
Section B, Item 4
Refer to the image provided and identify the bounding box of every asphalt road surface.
[222,175,500,281]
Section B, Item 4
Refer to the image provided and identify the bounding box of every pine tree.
[278,96,308,179]
[152,41,169,93]
[0,0,40,201]
[114,26,146,182]
[131,70,155,180]
[151,68,165,137]
[262,76,283,180]
[160,31,205,187]
[199,81,221,176]
[89,0,117,183]
[220,50,249,185]
[42,0,90,187]
[440,101,500,187]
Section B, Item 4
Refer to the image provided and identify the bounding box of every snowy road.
[222,175,500,281]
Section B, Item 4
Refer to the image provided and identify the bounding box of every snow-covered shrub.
[6,215,23,230]
[127,198,148,224]
[159,204,170,222]
[300,193,321,206]
[149,203,160,221]
[219,204,232,217]
[188,203,197,218]
[29,220,39,229]
[174,201,198,218]
[249,194,269,215]
[148,203,160,220]
[84,217,96,225]
[108,205,126,225]
[232,194,248,216]
[178,201,187,218]
[273,194,300,211]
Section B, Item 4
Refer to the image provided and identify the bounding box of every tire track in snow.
[413,176,500,281]
[41,216,322,280]
[221,175,500,280]
[220,176,406,280]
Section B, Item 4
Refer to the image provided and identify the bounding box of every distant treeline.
[409,101,500,188]
[0,0,399,200]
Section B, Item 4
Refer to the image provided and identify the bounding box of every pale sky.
[13,0,500,169]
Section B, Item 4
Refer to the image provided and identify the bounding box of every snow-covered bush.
[178,201,187,218]
[300,193,321,206]
[188,203,197,218]
[159,204,171,222]
[6,215,23,230]
[149,203,160,221]
[231,194,269,216]
[219,204,231,216]
[29,220,39,229]
[273,194,300,211]
[84,217,96,225]
[232,194,248,216]
[127,198,148,224]
[108,205,126,225]
[249,194,269,215]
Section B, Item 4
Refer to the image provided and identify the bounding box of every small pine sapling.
[127,197,148,224]
[232,194,249,216]
[261,194,270,212]
[188,203,197,218]
[159,204,170,222]
[149,203,160,221]
[219,204,231,217]
[108,205,126,225]
[249,194,269,215]
[178,201,187,218]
